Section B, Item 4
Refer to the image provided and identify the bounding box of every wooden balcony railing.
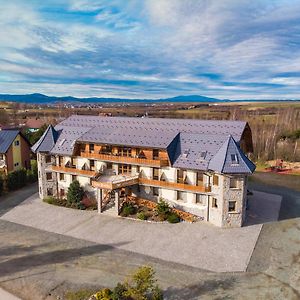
[139,178,211,193]
[80,151,169,167]
[52,165,97,177]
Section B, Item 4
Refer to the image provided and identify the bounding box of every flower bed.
[43,196,97,210]
[120,198,195,223]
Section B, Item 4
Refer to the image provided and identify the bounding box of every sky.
[0,0,300,100]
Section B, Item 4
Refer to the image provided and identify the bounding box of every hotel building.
[32,115,255,227]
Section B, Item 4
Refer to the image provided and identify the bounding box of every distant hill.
[0,93,298,104]
[0,93,224,104]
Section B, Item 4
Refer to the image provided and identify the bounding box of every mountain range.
[0,93,297,104]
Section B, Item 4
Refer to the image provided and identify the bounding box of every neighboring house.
[25,118,45,132]
[32,115,255,228]
[0,130,32,174]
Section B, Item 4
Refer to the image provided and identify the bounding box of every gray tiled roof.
[172,133,228,170]
[59,115,247,141]
[31,125,59,153]
[78,127,178,148]
[0,130,19,153]
[208,135,256,174]
[50,125,92,155]
[32,115,255,174]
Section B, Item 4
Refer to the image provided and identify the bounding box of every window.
[177,191,186,201]
[153,149,159,159]
[47,188,53,196]
[71,157,77,168]
[228,201,236,212]
[0,154,3,160]
[59,173,65,181]
[89,143,94,153]
[118,164,131,174]
[14,140,20,146]
[153,168,159,180]
[153,187,159,196]
[46,173,52,180]
[230,178,239,189]
[72,175,77,182]
[136,166,140,174]
[196,171,203,186]
[101,145,112,154]
[212,197,218,208]
[90,160,95,171]
[231,154,239,165]
[196,194,206,205]
[177,169,185,184]
[119,147,132,157]
[59,156,63,166]
[213,175,219,186]
[45,155,51,163]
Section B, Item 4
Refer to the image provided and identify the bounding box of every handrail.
[139,177,211,193]
[101,191,111,211]
[80,151,169,167]
[52,165,97,177]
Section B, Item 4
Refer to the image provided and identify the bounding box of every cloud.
[0,0,300,99]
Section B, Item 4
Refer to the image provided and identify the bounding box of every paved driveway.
[0,190,281,273]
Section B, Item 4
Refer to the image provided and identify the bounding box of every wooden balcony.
[80,151,169,167]
[52,165,97,177]
[92,174,139,190]
[139,178,211,193]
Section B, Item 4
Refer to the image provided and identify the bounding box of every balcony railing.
[80,151,169,167]
[139,178,211,193]
[52,165,97,177]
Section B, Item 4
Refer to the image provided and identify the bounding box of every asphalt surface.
[0,183,299,300]
[1,191,264,272]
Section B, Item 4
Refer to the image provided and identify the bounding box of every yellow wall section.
[12,134,22,171]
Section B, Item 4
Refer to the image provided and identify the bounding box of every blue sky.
[0,0,300,99]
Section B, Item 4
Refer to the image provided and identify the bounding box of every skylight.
[182,149,190,158]
[198,151,207,161]
[59,139,66,146]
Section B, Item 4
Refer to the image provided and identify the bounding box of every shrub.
[137,212,147,220]
[43,196,57,205]
[94,288,112,300]
[156,199,171,216]
[111,283,127,300]
[167,213,180,223]
[67,180,84,205]
[92,266,164,300]
[26,169,36,183]
[6,168,27,191]
[122,202,136,216]
[81,195,97,209]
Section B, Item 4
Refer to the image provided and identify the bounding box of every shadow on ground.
[165,277,236,300]
[0,242,130,278]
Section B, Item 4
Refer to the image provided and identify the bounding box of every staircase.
[101,191,116,215]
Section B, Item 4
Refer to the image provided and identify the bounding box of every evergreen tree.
[67,180,84,205]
